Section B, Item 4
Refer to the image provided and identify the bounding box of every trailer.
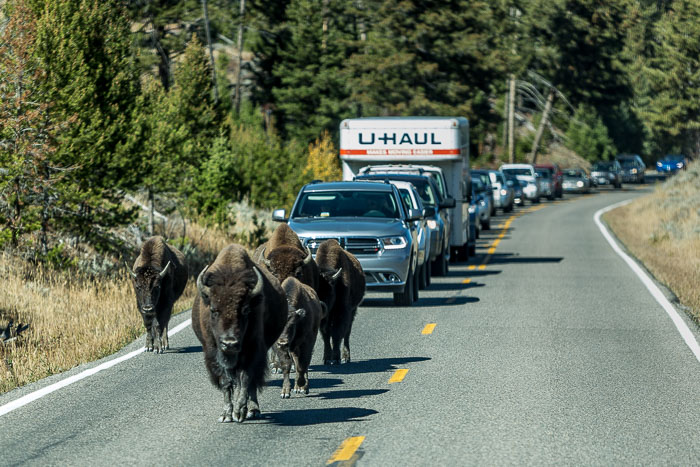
[340,117,471,259]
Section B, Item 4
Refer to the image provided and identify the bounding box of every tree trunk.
[508,75,516,164]
[234,0,246,115]
[148,189,155,237]
[202,0,219,104]
[530,89,555,165]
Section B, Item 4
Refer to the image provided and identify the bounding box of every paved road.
[2,186,700,465]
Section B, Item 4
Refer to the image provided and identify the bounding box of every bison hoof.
[341,358,350,364]
[325,359,340,365]
[281,392,290,399]
[290,365,296,373]
[246,409,260,419]
[218,414,233,423]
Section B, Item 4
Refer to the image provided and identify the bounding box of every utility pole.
[202,0,219,104]
[530,88,555,164]
[502,78,509,154]
[234,0,246,115]
[508,75,516,164]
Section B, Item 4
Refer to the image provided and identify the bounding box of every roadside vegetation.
[604,161,700,323]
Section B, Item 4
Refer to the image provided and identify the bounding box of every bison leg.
[246,391,261,420]
[279,348,293,399]
[321,328,334,365]
[292,353,309,394]
[233,371,250,423]
[162,324,169,351]
[142,316,155,352]
[341,330,351,364]
[218,386,234,423]
[330,334,342,365]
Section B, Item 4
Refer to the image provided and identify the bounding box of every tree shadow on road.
[486,252,563,265]
[167,345,202,354]
[361,296,479,307]
[258,407,378,426]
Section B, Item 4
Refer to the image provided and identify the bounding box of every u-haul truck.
[340,116,471,259]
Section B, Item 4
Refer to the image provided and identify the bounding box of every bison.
[315,239,365,365]
[276,277,325,398]
[191,244,287,423]
[253,223,304,262]
[261,245,319,290]
[128,236,188,354]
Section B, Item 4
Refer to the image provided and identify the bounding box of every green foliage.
[33,0,140,250]
[566,105,617,161]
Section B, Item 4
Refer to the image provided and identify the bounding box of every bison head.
[128,261,171,315]
[262,246,313,283]
[276,307,306,351]
[197,264,264,362]
[317,267,342,312]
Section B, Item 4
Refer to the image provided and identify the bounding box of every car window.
[535,169,551,178]
[399,189,416,210]
[502,168,532,176]
[293,191,400,219]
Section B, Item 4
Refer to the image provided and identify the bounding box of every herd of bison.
[126,224,365,423]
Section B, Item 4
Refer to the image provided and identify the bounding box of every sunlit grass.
[604,161,700,323]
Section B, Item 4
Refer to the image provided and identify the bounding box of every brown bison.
[276,277,325,398]
[261,245,319,290]
[128,236,188,354]
[191,244,287,423]
[253,223,304,262]
[315,239,365,365]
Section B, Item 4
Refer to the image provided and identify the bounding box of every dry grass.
[604,161,700,323]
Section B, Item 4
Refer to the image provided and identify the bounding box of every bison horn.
[159,261,171,278]
[125,262,137,279]
[331,267,343,281]
[303,246,313,264]
[263,257,272,269]
[196,265,209,293]
[251,267,264,296]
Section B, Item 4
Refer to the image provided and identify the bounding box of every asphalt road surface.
[2,184,700,465]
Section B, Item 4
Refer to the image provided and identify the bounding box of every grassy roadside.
[603,161,700,324]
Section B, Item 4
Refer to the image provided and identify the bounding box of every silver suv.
[273,180,422,306]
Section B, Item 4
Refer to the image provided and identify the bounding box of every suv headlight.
[381,235,408,249]
[427,219,438,229]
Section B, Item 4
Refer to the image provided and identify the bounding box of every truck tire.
[418,263,428,289]
[394,268,414,306]
[412,267,419,302]
[468,242,476,257]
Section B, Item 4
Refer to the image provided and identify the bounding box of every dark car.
[590,160,623,189]
[534,163,563,198]
[354,173,452,276]
[656,154,687,174]
[562,168,592,194]
[616,154,646,183]
[470,169,497,216]
[503,172,525,206]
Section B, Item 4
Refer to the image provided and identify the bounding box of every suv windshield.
[564,169,582,177]
[502,168,532,176]
[592,162,615,171]
[292,190,401,219]
[535,169,551,178]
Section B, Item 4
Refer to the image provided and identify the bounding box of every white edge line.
[595,200,700,363]
[0,318,192,417]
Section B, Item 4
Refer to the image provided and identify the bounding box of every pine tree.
[33,0,141,250]
[0,1,67,255]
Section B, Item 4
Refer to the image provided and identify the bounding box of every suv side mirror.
[422,206,436,218]
[272,209,287,222]
[406,208,422,222]
[439,197,456,209]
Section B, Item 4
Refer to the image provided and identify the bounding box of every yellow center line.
[327,436,366,464]
[421,323,436,335]
[478,264,486,270]
[389,369,409,383]
[468,265,476,270]
[462,278,471,284]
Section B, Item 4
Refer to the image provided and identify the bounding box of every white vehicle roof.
[341,117,467,129]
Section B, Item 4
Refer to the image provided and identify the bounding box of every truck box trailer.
[339,117,471,259]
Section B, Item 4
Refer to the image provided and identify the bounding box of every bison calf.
[192,244,287,423]
[315,239,365,365]
[276,277,325,398]
[128,236,188,354]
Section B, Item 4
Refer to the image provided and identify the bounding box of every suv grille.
[305,237,381,256]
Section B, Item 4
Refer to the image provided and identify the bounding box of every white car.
[499,163,541,204]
